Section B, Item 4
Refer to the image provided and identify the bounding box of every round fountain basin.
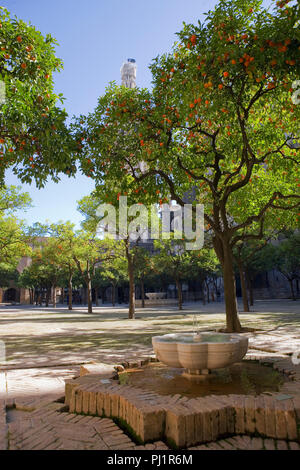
[152,332,248,374]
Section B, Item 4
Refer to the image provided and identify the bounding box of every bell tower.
[120,58,136,88]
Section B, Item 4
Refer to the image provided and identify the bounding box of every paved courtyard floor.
[0,299,299,450]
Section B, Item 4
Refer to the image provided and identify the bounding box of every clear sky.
[3,0,271,227]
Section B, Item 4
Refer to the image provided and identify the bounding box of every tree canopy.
[0,7,76,187]
[73,0,300,331]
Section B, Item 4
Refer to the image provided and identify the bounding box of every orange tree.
[27,238,65,308]
[0,7,76,187]
[30,223,119,313]
[74,0,300,331]
[77,189,154,319]
[47,222,78,310]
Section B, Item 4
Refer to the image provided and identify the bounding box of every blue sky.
[4,0,271,227]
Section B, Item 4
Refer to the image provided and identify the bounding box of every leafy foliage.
[0,7,76,187]
[72,0,300,329]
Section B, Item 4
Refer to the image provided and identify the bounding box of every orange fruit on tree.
[190,35,197,45]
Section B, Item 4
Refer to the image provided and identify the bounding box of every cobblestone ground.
[0,300,299,450]
[2,398,300,451]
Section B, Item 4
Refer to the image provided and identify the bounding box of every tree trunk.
[125,239,135,319]
[205,280,210,303]
[29,289,34,304]
[52,285,57,308]
[223,243,241,332]
[61,287,65,305]
[245,270,254,306]
[128,261,135,318]
[87,277,93,313]
[68,275,73,310]
[45,288,50,307]
[238,261,249,312]
[201,281,206,305]
[176,278,183,310]
[288,279,296,301]
[213,236,241,332]
[141,278,145,308]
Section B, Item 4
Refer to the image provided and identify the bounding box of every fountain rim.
[152,332,247,346]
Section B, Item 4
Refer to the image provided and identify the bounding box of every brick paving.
[3,399,168,450]
[0,301,299,450]
[0,398,299,450]
[63,356,300,448]
[189,436,300,450]
[0,301,299,370]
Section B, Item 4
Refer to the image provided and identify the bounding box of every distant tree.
[92,268,109,306]
[30,238,65,308]
[0,186,32,269]
[233,230,278,311]
[18,260,53,306]
[71,232,117,314]
[17,267,35,303]
[0,216,30,267]
[187,247,220,304]
[100,254,127,306]
[134,247,152,308]
[77,192,154,318]
[47,222,78,310]
[0,185,31,213]
[0,265,19,288]
[270,233,300,300]
[152,237,195,310]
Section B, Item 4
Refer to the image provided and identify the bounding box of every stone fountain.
[152,332,248,376]
[146,292,166,300]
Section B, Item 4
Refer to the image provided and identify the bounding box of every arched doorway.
[3,288,18,302]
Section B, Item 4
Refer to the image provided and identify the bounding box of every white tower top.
[120,58,136,88]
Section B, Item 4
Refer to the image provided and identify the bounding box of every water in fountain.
[118,361,286,398]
